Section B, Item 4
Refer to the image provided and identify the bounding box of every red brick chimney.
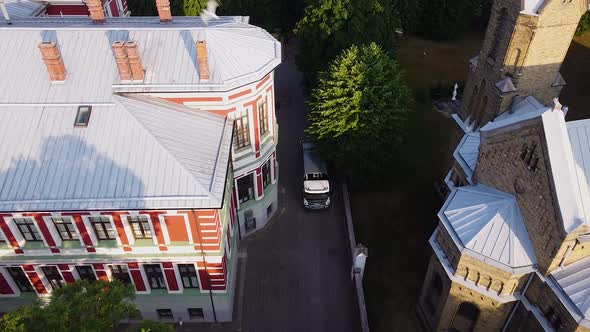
[196,41,210,80]
[38,41,66,82]
[86,0,105,23]
[155,0,172,22]
[112,41,132,81]
[125,42,145,81]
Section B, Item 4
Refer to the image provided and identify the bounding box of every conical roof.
[440,185,537,268]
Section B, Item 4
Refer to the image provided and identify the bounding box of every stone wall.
[475,118,567,274]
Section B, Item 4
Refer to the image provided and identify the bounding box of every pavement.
[186,40,361,332]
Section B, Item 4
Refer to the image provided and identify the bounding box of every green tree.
[182,0,207,16]
[576,12,590,36]
[294,0,401,85]
[0,280,140,332]
[307,43,412,182]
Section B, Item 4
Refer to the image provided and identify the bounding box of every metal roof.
[439,185,537,269]
[0,95,232,211]
[3,0,44,19]
[453,132,480,183]
[566,119,590,231]
[552,257,590,319]
[0,16,281,101]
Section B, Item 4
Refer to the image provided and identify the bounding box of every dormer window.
[74,106,92,127]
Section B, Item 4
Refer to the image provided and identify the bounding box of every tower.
[461,0,587,128]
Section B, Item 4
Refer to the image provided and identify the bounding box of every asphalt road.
[237,41,361,332]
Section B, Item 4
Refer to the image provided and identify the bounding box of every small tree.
[577,12,590,36]
[0,280,140,332]
[307,43,412,182]
[182,0,207,16]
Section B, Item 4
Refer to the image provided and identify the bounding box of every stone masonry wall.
[474,118,567,275]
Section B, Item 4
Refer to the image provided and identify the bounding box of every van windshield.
[304,173,329,181]
[304,192,329,200]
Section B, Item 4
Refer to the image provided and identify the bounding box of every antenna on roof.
[200,0,219,25]
[0,0,12,25]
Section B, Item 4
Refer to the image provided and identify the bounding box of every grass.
[350,31,590,332]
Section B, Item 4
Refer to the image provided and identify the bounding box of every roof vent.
[86,0,105,23]
[125,42,145,81]
[156,0,172,22]
[196,41,210,80]
[38,41,66,82]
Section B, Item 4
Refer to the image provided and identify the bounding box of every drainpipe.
[191,209,218,323]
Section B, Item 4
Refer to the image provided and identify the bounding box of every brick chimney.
[38,41,66,81]
[86,0,105,23]
[112,41,132,81]
[125,42,145,81]
[155,0,172,22]
[196,41,210,80]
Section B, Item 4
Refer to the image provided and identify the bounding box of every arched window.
[450,302,480,332]
[509,48,521,75]
[489,8,508,61]
[426,274,443,314]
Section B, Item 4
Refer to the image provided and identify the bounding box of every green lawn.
[351,31,590,331]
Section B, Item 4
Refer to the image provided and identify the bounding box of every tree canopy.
[306,43,412,181]
[0,280,140,332]
[294,0,401,85]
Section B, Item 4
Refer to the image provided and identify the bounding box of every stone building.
[0,1,280,323]
[418,0,590,331]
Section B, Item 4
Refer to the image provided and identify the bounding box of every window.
[233,111,250,150]
[144,264,166,290]
[237,174,254,203]
[14,217,42,242]
[0,230,5,244]
[89,216,116,240]
[157,309,173,320]
[52,217,79,241]
[76,266,96,282]
[74,106,92,127]
[127,216,152,239]
[178,264,199,289]
[449,302,480,332]
[188,308,204,319]
[258,98,269,135]
[7,267,34,292]
[262,160,271,189]
[41,266,64,289]
[109,265,132,284]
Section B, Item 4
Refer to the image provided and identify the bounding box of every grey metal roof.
[4,0,44,19]
[439,185,537,269]
[0,16,281,102]
[552,257,590,319]
[453,132,480,182]
[0,96,232,211]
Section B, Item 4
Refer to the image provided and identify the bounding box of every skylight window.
[74,106,92,127]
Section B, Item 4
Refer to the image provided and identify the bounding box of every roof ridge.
[114,95,216,202]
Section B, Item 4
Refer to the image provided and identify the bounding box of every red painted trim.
[163,269,179,291]
[22,265,35,272]
[26,272,47,294]
[50,248,60,253]
[229,89,252,100]
[45,4,90,16]
[141,211,166,246]
[109,0,119,16]
[162,97,223,104]
[14,249,24,254]
[92,264,104,270]
[256,167,263,197]
[198,270,210,290]
[129,269,147,292]
[102,212,129,246]
[0,273,14,295]
[123,247,133,252]
[61,272,75,284]
[27,214,56,247]
[127,263,139,269]
[207,108,236,116]
[62,213,93,247]
[57,264,69,271]
[159,246,168,251]
[86,247,96,253]
[0,214,19,248]
[244,96,263,155]
[96,270,109,281]
[162,262,173,268]
[256,74,271,90]
[163,215,189,243]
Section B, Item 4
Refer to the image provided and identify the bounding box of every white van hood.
[304,180,330,193]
